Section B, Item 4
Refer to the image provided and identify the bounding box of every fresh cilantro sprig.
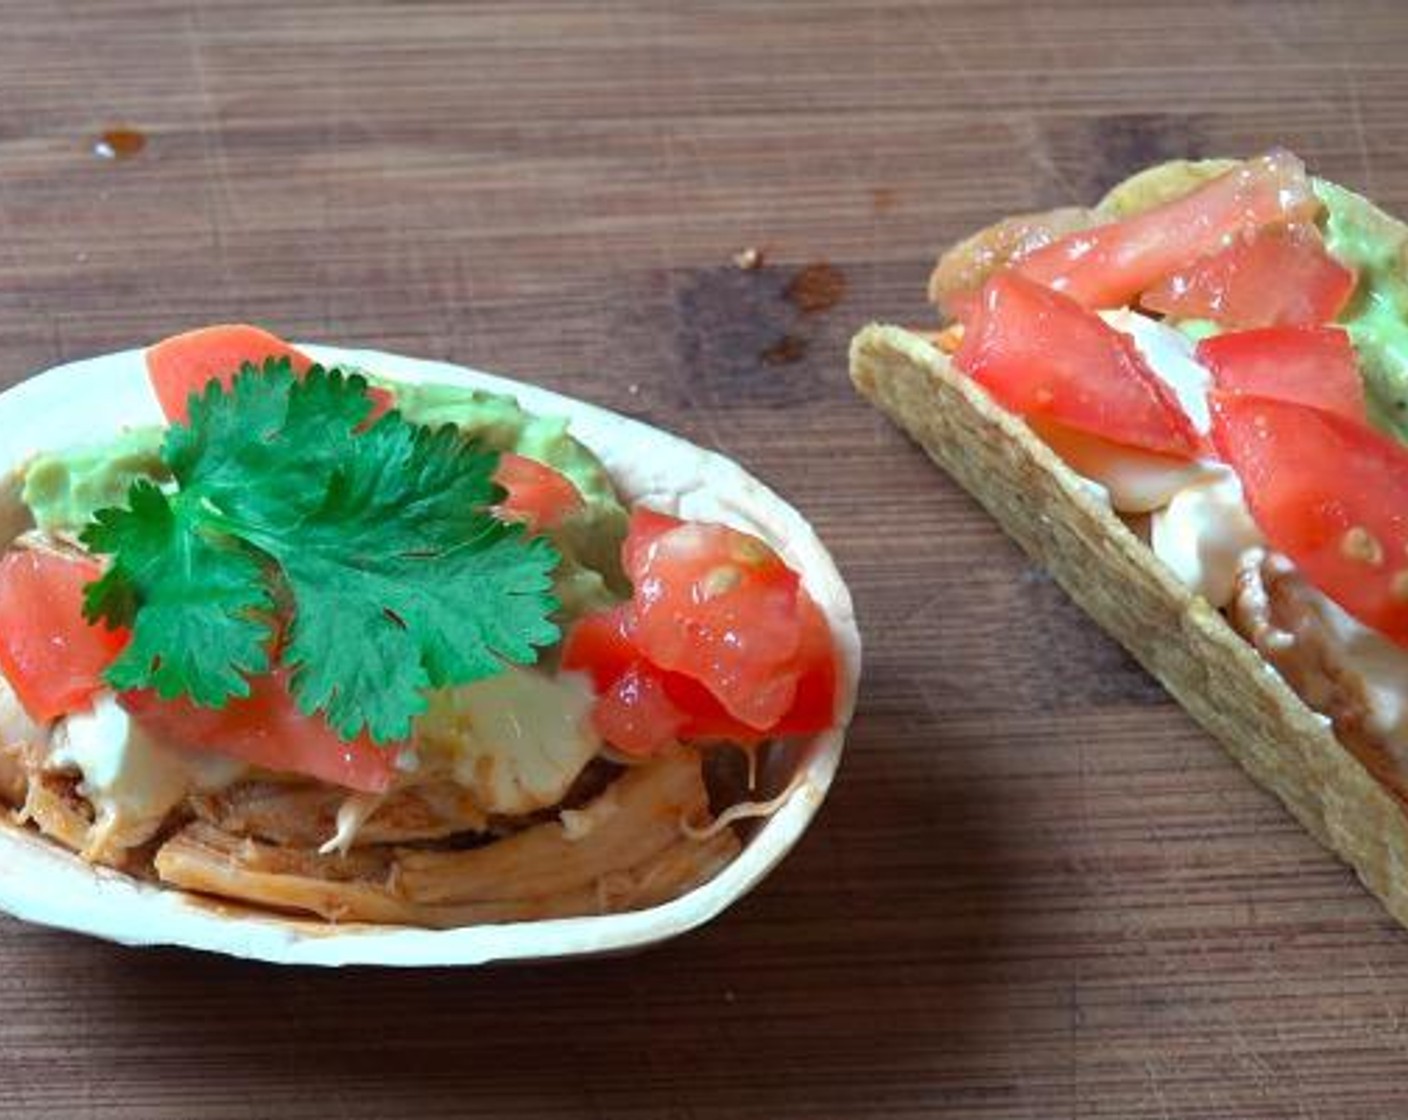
[82,359,562,743]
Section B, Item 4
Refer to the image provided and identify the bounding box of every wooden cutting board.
[1,1,1406,1116]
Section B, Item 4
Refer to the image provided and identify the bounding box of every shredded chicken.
[154,751,737,927]
[17,772,95,859]
[190,779,490,850]
[1229,550,1408,790]
[395,748,709,905]
[0,741,27,808]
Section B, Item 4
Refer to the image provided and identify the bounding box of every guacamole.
[21,427,166,533]
[391,383,630,617]
[1317,179,1408,442]
[20,383,629,621]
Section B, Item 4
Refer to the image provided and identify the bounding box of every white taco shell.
[0,344,860,966]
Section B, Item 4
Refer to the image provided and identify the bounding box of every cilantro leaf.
[82,480,274,705]
[82,364,562,743]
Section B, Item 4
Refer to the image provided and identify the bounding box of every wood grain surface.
[1,1,1407,1116]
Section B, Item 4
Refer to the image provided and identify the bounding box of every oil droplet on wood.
[785,262,846,314]
[760,335,808,365]
[93,128,146,160]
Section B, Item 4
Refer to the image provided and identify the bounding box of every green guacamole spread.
[21,426,166,533]
[1317,178,1408,442]
[21,382,629,621]
[390,383,629,618]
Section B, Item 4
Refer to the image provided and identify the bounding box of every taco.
[0,325,859,964]
[852,151,1408,927]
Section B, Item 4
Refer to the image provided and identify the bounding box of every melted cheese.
[319,793,386,856]
[416,667,600,817]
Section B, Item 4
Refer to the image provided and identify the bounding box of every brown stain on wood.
[760,334,808,365]
[785,261,847,314]
[93,127,146,160]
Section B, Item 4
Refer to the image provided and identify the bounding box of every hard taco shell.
[850,162,1408,929]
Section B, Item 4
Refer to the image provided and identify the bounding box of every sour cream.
[1101,307,1213,433]
[1150,468,1262,608]
[48,692,244,854]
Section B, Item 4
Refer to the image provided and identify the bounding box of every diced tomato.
[1014,151,1319,310]
[121,672,396,793]
[491,452,583,533]
[147,325,314,424]
[770,592,838,736]
[0,550,129,722]
[561,604,639,690]
[631,517,804,730]
[564,604,755,752]
[622,508,685,582]
[563,520,839,756]
[1140,224,1356,329]
[955,271,1203,459]
[1197,326,1366,424]
[364,386,395,424]
[588,663,688,759]
[1210,393,1408,645]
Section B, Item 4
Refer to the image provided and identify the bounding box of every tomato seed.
[1340,526,1384,566]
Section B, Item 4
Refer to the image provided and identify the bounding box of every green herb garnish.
[81,359,561,743]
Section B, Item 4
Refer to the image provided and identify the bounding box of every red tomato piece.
[1210,393,1408,645]
[1197,325,1366,424]
[563,604,763,750]
[491,452,584,533]
[565,518,839,754]
[955,271,1203,459]
[769,592,838,736]
[561,604,640,691]
[0,550,129,722]
[1015,150,1319,310]
[121,672,396,793]
[1140,224,1356,329]
[588,663,688,758]
[147,324,314,424]
[622,508,685,582]
[364,386,395,424]
[631,518,804,730]
[665,588,836,741]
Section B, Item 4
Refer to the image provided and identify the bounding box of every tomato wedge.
[492,452,583,533]
[1015,150,1319,310]
[148,325,314,424]
[1210,393,1408,645]
[148,323,392,426]
[1198,326,1366,423]
[0,550,129,722]
[121,672,396,793]
[1140,224,1356,329]
[955,272,1203,459]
